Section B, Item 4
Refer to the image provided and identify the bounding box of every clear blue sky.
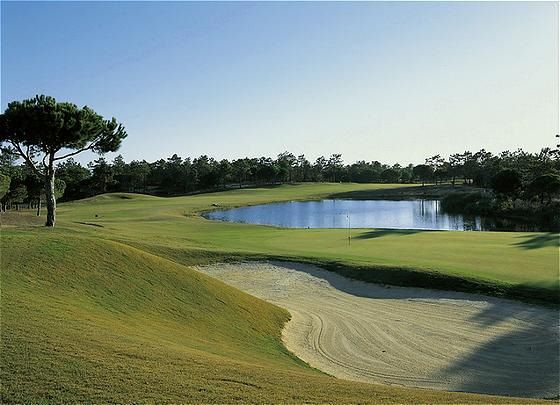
[1,1,558,165]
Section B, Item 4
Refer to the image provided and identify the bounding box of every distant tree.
[0,147,17,201]
[88,158,116,194]
[491,169,522,197]
[112,154,129,191]
[448,153,463,186]
[193,155,219,189]
[0,173,10,201]
[25,172,66,215]
[0,95,126,226]
[296,154,311,182]
[23,171,43,213]
[425,155,446,185]
[255,157,278,184]
[461,152,479,184]
[217,159,232,188]
[232,159,251,188]
[327,153,344,182]
[400,164,414,183]
[534,148,560,177]
[412,164,434,186]
[56,158,91,201]
[112,155,127,176]
[127,160,151,193]
[162,154,185,193]
[1,183,27,211]
[0,147,19,176]
[528,174,560,204]
[380,168,400,183]
[434,162,450,185]
[277,152,297,182]
[53,179,66,202]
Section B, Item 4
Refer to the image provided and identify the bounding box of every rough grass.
[1,183,558,402]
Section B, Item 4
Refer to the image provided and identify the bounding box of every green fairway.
[1,183,558,402]
[53,183,559,303]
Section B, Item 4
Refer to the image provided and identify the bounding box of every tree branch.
[52,141,98,161]
[10,140,43,177]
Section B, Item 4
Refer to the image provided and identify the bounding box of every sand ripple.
[196,261,559,398]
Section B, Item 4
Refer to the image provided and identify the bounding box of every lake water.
[205,199,508,231]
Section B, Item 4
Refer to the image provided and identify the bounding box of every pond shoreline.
[204,198,544,232]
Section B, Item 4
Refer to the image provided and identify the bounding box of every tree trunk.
[45,173,56,227]
[36,198,41,216]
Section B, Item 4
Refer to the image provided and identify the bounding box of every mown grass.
[54,183,559,304]
[3,231,546,403]
[1,183,558,402]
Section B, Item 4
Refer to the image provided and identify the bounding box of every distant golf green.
[1,183,558,402]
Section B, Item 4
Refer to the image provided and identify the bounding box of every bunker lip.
[196,261,560,399]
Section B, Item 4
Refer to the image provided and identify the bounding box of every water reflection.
[205,200,537,231]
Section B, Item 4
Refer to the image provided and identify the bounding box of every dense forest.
[1,146,559,228]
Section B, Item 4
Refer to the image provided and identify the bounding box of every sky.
[1,1,558,166]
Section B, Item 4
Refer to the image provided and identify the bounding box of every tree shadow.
[270,260,492,302]
[268,260,559,307]
[269,260,559,397]
[354,229,425,239]
[433,298,559,397]
[468,300,542,327]
[514,233,559,250]
[244,182,302,190]
[328,184,473,200]
[431,318,559,398]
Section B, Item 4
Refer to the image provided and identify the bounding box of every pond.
[204,199,533,231]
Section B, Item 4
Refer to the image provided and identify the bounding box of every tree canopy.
[0,95,127,226]
[491,169,522,196]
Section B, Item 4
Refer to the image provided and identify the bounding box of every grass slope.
[1,232,539,403]
[1,183,558,402]
[54,183,559,304]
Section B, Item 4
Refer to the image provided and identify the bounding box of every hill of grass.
[53,183,560,305]
[1,183,558,402]
[1,231,541,403]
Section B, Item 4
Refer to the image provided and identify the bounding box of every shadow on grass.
[75,221,105,227]
[268,258,560,307]
[354,229,425,239]
[124,239,560,307]
[328,185,475,200]
[514,233,559,250]
[271,260,558,305]
[231,182,304,190]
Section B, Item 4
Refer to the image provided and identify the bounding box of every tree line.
[2,146,559,205]
[1,95,559,227]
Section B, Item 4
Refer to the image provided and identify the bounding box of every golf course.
[2,1,558,402]
[1,183,559,402]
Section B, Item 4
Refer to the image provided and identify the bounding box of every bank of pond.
[205,199,550,232]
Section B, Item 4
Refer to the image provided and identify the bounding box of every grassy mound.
[0,230,540,403]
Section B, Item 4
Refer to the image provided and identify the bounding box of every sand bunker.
[196,261,559,398]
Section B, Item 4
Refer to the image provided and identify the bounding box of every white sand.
[196,261,559,398]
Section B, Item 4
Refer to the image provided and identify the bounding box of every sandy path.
[196,261,559,398]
